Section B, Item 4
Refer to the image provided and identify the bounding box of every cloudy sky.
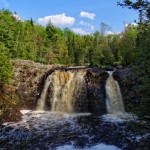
[0,0,138,34]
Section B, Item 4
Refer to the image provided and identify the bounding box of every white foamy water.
[3,110,91,134]
[102,113,137,122]
[1,110,149,150]
[1,110,92,148]
[20,109,32,114]
[106,71,125,115]
[37,70,86,112]
[56,143,122,150]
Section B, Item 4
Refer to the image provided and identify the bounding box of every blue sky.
[0,0,138,34]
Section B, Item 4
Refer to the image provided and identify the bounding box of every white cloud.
[0,0,9,7]
[125,23,138,27]
[106,31,115,35]
[79,21,94,30]
[80,11,96,20]
[72,28,90,35]
[12,14,21,21]
[38,13,75,27]
[105,31,121,35]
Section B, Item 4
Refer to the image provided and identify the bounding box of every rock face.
[0,60,61,123]
[12,60,61,108]
[86,68,108,115]
[113,67,139,112]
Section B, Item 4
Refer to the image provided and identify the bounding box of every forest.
[0,0,150,117]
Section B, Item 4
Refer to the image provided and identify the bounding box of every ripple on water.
[0,110,149,150]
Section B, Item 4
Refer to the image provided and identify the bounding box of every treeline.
[0,9,138,67]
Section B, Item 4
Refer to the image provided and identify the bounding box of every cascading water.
[1,68,148,150]
[105,71,125,115]
[36,70,87,112]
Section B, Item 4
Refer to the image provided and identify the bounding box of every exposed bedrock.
[113,67,140,112]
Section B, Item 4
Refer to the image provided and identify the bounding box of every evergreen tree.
[118,0,150,117]
[64,28,75,65]
[133,26,150,116]
[0,42,12,83]
[118,0,150,24]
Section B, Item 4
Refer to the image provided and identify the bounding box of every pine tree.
[0,42,12,83]
[133,26,150,116]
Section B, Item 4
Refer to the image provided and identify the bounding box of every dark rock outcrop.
[113,67,140,112]
[86,68,108,115]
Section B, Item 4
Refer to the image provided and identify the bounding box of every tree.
[133,26,150,116]
[118,0,150,24]
[108,34,121,63]
[119,24,137,65]
[64,28,75,65]
[118,0,150,117]
[99,22,111,36]
[0,9,16,58]
[0,42,12,83]
[83,34,94,66]
[73,34,86,65]
[34,25,47,63]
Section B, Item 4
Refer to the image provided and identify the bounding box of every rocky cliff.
[0,60,60,123]
[113,67,140,113]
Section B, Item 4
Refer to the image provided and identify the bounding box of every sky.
[0,0,139,34]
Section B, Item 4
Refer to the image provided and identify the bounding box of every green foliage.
[64,28,74,64]
[0,42,13,83]
[133,26,150,116]
[108,34,121,63]
[119,24,138,65]
[118,0,150,24]
[1,9,137,68]
[118,0,150,117]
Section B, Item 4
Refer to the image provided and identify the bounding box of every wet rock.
[86,68,108,115]
[113,67,140,112]
[113,67,132,81]
[11,60,61,108]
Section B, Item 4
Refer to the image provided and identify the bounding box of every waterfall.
[37,70,86,112]
[105,71,125,115]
